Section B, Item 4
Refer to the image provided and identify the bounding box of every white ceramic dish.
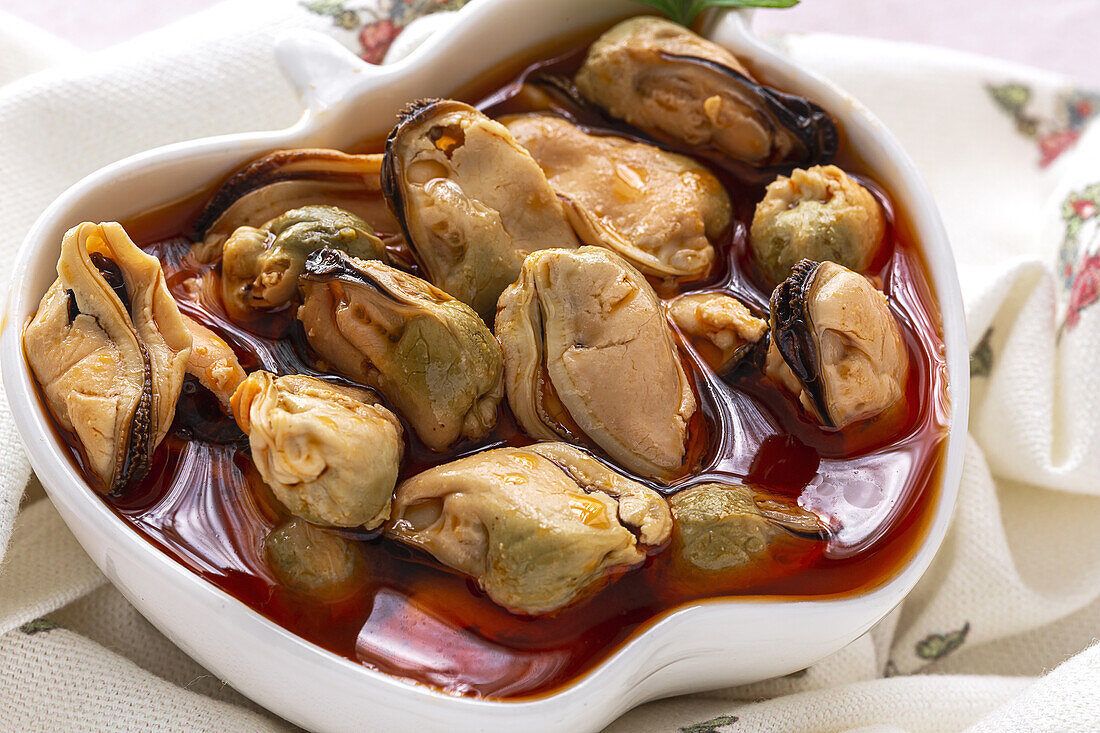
[1,2,967,731]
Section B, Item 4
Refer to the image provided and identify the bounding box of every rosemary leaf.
[632,0,799,27]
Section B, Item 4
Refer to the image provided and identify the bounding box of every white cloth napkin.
[1,2,1098,730]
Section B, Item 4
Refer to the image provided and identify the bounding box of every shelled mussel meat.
[382,99,579,321]
[265,518,365,599]
[670,482,824,571]
[220,205,386,321]
[574,17,837,169]
[298,248,503,451]
[232,371,403,529]
[23,222,192,494]
[180,314,245,412]
[767,259,908,428]
[504,113,729,278]
[497,246,696,479]
[666,292,768,375]
[193,149,401,263]
[751,165,885,285]
[387,442,671,615]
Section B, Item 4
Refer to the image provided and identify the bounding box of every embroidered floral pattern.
[1059,183,1100,331]
[915,621,970,661]
[302,0,471,63]
[680,715,739,733]
[987,83,1099,167]
[19,618,60,635]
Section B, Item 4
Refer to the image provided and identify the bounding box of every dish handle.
[275,31,377,116]
[699,6,761,48]
[274,7,762,118]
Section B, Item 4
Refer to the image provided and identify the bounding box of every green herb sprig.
[632,0,799,27]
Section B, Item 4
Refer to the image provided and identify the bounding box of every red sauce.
[49,28,948,700]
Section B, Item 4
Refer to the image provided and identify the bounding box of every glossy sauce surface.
[56,29,948,699]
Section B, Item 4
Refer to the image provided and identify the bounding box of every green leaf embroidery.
[969,327,994,378]
[988,83,1030,115]
[396,0,471,25]
[986,83,1040,137]
[915,621,970,661]
[301,1,362,29]
[19,618,60,635]
[632,0,798,27]
[1062,182,1100,240]
[680,715,739,733]
[301,0,349,16]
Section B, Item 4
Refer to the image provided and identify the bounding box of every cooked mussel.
[221,205,386,321]
[382,99,580,321]
[265,518,365,599]
[768,259,908,428]
[181,314,245,412]
[504,113,730,278]
[574,17,837,169]
[193,149,401,263]
[667,292,768,375]
[497,246,696,479]
[670,482,824,571]
[386,442,671,615]
[24,222,192,494]
[298,248,503,450]
[751,165,885,284]
[232,371,403,529]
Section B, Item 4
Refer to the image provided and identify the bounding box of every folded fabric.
[0,2,1098,731]
[0,10,79,87]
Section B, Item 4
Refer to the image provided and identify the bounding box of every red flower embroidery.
[1066,253,1100,328]
[988,84,1100,168]
[1071,197,1097,220]
[1039,129,1081,168]
[359,19,401,64]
